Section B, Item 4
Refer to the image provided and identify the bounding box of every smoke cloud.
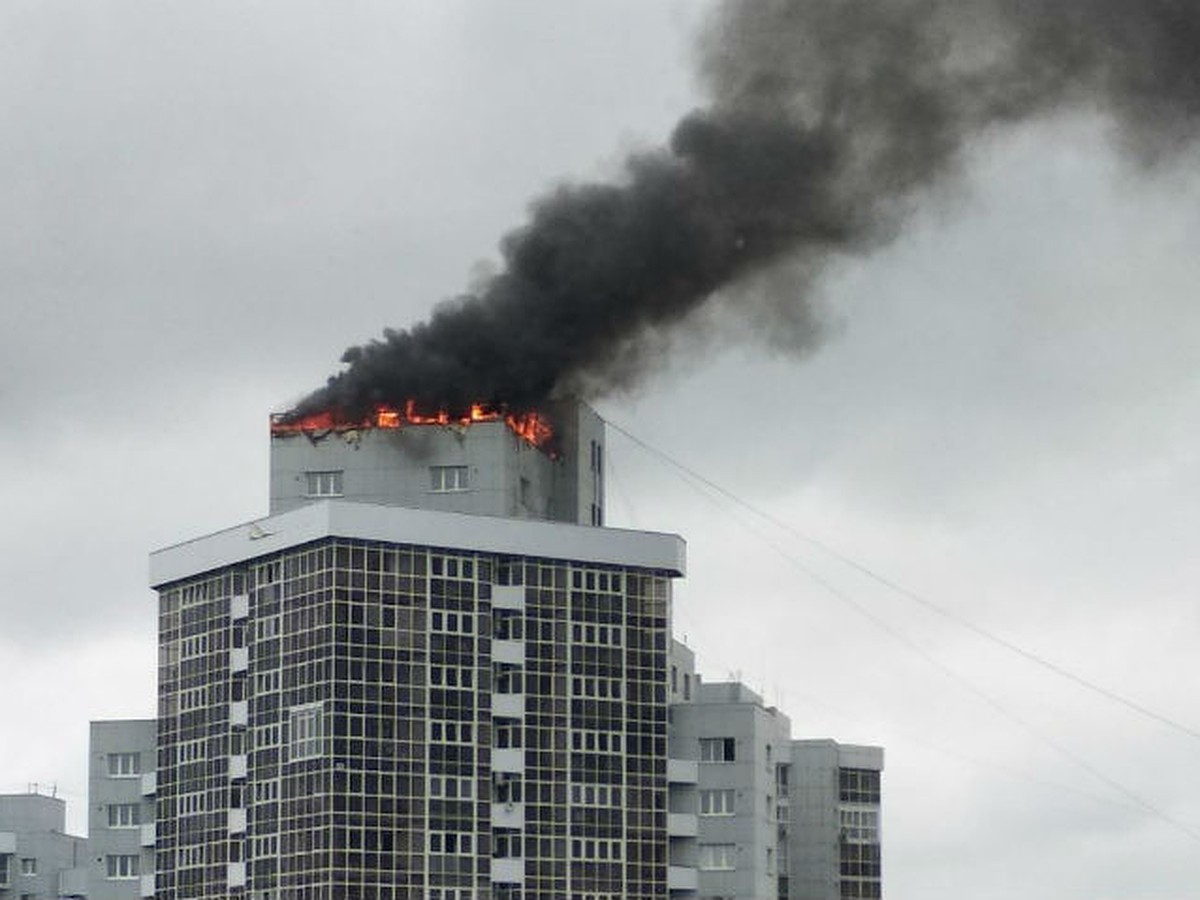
[290,0,1200,421]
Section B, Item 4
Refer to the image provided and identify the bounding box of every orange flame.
[270,403,554,450]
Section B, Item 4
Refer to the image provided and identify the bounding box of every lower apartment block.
[668,641,883,900]
[0,792,87,900]
[88,719,158,899]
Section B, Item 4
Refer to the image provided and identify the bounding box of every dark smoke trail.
[290,0,1200,421]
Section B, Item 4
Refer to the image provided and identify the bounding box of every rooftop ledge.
[150,500,685,588]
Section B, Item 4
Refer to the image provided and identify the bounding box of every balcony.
[227,861,246,888]
[228,754,248,779]
[139,873,156,897]
[58,866,88,898]
[140,823,156,847]
[228,808,247,834]
[492,693,524,719]
[491,801,525,830]
[229,647,249,673]
[229,700,249,727]
[490,585,525,610]
[492,639,525,666]
[668,813,698,837]
[140,771,157,796]
[667,759,698,784]
[230,593,249,619]
[490,857,524,885]
[668,865,699,891]
[492,748,524,774]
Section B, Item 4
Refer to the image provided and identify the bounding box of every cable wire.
[606,418,1200,841]
[606,417,1200,743]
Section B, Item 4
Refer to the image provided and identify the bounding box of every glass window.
[699,737,735,762]
[699,843,736,870]
[107,752,140,776]
[305,470,343,497]
[289,703,323,761]
[106,855,139,878]
[700,789,736,816]
[430,465,468,492]
[839,768,881,804]
[107,803,141,827]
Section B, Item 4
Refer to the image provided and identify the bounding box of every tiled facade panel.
[156,538,671,900]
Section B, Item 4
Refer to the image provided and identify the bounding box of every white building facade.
[0,792,87,900]
[88,719,158,899]
[668,642,884,900]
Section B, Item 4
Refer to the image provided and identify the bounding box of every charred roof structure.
[269,397,606,526]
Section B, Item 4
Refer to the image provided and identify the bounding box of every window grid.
[155,543,672,899]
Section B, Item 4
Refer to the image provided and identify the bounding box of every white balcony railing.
[490,586,525,610]
[229,700,249,727]
[668,865,699,891]
[668,813,698,837]
[229,647,249,673]
[227,862,246,888]
[490,857,524,885]
[228,808,247,834]
[491,801,525,830]
[492,639,525,666]
[491,748,524,774]
[492,693,524,719]
[667,759,698,784]
[228,755,248,779]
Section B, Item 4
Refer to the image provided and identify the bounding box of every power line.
[606,418,1200,743]
[606,418,1200,842]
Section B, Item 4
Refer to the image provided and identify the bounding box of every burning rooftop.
[269,398,605,527]
[270,401,555,452]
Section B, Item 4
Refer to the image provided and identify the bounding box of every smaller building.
[671,679,795,900]
[0,791,87,900]
[667,641,884,900]
[790,741,883,900]
[88,719,157,900]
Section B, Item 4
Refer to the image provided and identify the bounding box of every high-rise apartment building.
[148,403,684,899]
[132,399,883,899]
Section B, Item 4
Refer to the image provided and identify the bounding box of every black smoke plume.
[289,0,1200,421]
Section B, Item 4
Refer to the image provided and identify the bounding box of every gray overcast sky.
[2,3,1199,898]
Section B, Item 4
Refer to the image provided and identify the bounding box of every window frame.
[429,465,469,493]
[700,788,736,816]
[699,843,737,871]
[304,470,344,498]
[107,752,140,777]
[107,802,141,828]
[699,737,736,763]
[105,854,140,879]
[288,702,324,762]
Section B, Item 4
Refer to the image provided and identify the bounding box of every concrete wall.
[789,740,884,900]
[269,400,605,526]
[668,638,698,706]
[88,719,157,900]
[0,793,87,898]
[670,682,792,900]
